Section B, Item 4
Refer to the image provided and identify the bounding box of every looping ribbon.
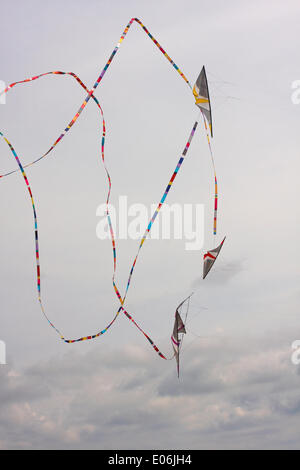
[0,18,215,362]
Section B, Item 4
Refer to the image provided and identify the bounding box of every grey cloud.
[0,331,300,449]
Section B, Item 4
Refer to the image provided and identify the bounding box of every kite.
[193,66,213,137]
[203,237,226,280]
[123,294,192,377]
[171,296,191,377]
[0,17,227,376]
[193,67,226,276]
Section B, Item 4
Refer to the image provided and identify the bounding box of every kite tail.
[0,132,62,339]
[95,90,123,304]
[0,79,122,343]
[0,70,104,178]
[110,122,198,361]
[133,18,190,85]
[122,307,174,360]
[1,19,198,349]
[201,111,218,237]
[61,308,122,343]
[120,120,199,306]
[0,18,191,180]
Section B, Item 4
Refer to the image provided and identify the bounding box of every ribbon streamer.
[0,18,223,370]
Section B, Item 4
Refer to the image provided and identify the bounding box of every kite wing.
[203,236,226,279]
[171,306,187,378]
[193,66,213,137]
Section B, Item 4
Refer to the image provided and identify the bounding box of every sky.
[0,0,300,450]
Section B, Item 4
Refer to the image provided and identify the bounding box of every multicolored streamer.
[0,19,197,348]
[0,70,123,341]
[120,121,199,306]
[122,308,168,360]
[202,112,218,236]
[0,18,192,179]
[0,18,223,367]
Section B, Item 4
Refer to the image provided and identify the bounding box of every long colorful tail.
[120,121,198,307]
[0,18,191,179]
[201,111,218,237]
[0,69,123,342]
[0,19,200,356]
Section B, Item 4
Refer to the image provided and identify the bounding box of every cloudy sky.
[0,0,300,449]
